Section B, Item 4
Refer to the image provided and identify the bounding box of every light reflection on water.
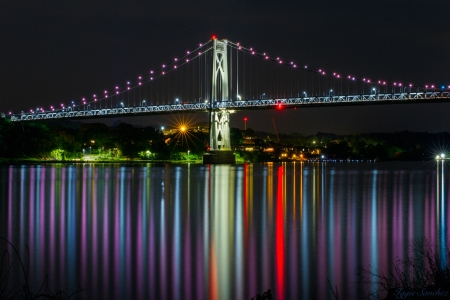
[0,161,449,299]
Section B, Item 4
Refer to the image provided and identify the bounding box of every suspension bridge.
[3,36,450,162]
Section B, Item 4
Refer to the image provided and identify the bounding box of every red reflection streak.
[276,166,285,300]
[209,242,219,300]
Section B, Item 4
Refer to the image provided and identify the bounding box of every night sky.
[1,1,449,134]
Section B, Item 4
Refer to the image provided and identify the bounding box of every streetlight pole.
[188,150,190,162]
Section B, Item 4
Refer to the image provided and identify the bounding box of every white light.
[441,153,445,158]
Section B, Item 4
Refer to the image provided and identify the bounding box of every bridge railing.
[9,92,450,122]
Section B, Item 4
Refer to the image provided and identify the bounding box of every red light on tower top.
[212,35,217,40]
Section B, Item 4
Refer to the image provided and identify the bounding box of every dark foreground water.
[0,161,449,299]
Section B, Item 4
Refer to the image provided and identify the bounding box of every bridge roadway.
[7,91,450,122]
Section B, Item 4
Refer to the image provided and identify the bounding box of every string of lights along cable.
[6,35,450,122]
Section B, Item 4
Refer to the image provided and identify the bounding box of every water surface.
[0,161,448,299]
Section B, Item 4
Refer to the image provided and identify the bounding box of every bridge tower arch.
[203,38,235,164]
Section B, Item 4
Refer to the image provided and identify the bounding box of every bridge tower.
[203,38,236,164]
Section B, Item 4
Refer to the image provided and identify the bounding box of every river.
[0,161,448,299]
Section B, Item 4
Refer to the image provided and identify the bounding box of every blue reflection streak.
[370,170,378,295]
[67,166,76,292]
[328,169,335,294]
[234,166,244,299]
[301,168,309,300]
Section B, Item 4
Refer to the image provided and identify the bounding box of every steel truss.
[9,92,450,122]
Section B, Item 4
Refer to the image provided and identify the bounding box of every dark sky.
[1,0,449,134]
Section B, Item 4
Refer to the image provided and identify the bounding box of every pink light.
[426,85,428,88]
[333,72,336,75]
[61,104,64,106]
[265,56,269,59]
[199,43,202,46]
[162,65,165,68]
[409,84,412,87]
[239,46,242,50]
[187,51,190,54]
[174,58,178,61]
[186,59,189,62]
[363,78,366,81]
[383,82,386,85]
[263,53,266,55]
[150,77,153,80]
[237,43,240,46]
[138,76,142,79]
[104,90,107,93]
[8,112,11,114]
[250,48,253,51]
[162,72,165,75]
[82,98,85,100]
[252,51,255,55]
[150,71,153,74]
[431,85,435,88]
[368,80,370,83]
[448,85,450,89]
[139,82,141,85]
[128,87,130,90]
[304,65,307,68]
[93,94,96,97]
[348,76,351,79]
[174,65,177,68]
[116,91,119,94]
[319,69,322,72]
[291,62,294,65]
[127,82,130,84]
[279,61,282,64]
[116,86,118,89]
[399,83,402,86]
[337,75,340,78]
[378,81,381,84]
[277,57,280,60]
[322,72,325,75]
[394,82,397,85]
[294,65,297,68]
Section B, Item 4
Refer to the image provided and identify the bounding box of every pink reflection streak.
[59,168,66,284]
[136,179,143,299]
[92,168,98,298]
[275,166,285,300]
[40,167,46,273]
[29,169,35,251]
[7,166,13,243]
[81,167,87,285]
[113,171,120,297]
[49,167,56,285]
[317,201,326,300]
[102,169,110,299]
[126,181,132,298]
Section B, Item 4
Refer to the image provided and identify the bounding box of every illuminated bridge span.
[10,91,450,122]
[4,36,450,162]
